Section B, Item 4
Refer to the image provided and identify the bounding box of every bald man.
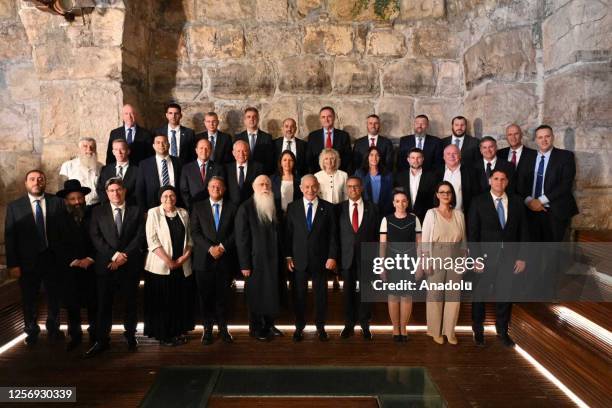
[106,104,153,165]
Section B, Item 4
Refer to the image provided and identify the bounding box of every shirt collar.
[484,157,497,167]
[511,145,524,154]
[111,202,126,211]
[490,191,508,201]
[28,193,45,203]
[197,158,209,167]
[349,197,363,206]
[210,198,223,206]
[410,167,423,176]
[537,148,553,158]
[168,124,180,132]
[303,197,318,206]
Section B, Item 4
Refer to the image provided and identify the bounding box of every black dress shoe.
[497,333,516,347]
[293,329,304,342]
[66,337,82,352]
[340,326,354,339]
[84,342,109,358]
[159,339,177,347]
[270,326,284,337]
[474,331,485,346]
[202,329,214,345]
[401,335,408,342]
[124,334,138,351]
[332,279,340,291]
[219,329,234,343]
[317,329,329,342]
[362,327,373,340]
[393,335,402,342]
[24,334,38,346]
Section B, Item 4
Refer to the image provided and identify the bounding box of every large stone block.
[376,96,415,139]
[366,29,407,57]
[463,27,536,88]
[213,101,255,135]
[328,0,399,21]
[0,22,30,61]
[187,25,245,59]
[297,0,323,17]
[195,0,255,21]
[260,97,299,137]
[0,105,32,152]
[89,7,125,47]
[257,0,288,21]
[574,149,612,189]
[414,97,463,137]
[6,64,39,102]
[335,100,376,141]
[0,152,41,204]
[245,26,301,58]
[278,57,332,94]
[573,189,612,230]
[32,45,122,81]
[0,0,14,19]
[157,0,197,26]
[181,101,216,133]
[303,24,354,56]
[542,0,611,72]
[543,63,612,128]
[332,58,379,96]
[399,0,445,19]
[382,60,435,96]
[151,29,189,62]
[436,61,463,97]
[464,82,537,138]
[150,63,203,101]
[208,61,275,99]
[412,25,458,59]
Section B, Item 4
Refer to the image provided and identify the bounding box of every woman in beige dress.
[314,148,348,204]
[420,181,466,345]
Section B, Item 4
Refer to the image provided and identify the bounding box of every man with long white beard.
[235,175,281,341]
[59,137,103,206]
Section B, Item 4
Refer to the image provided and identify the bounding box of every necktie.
[370,138,375,147]
[238,165,245,188]
[306,202,313,232]
[161,159,170,186]
[496,197,505,229]
[250,133,256,154]
[417,137,423,149]
[117,165,124,178]
[127,128,133,144]
[209,135,216,152]
[486,162,492,179]
[534,155,545,198]
[114,207,123,236]
[200,163,206,183]
[352,202,359,233]
[213,203,220,231]
[511,150,517,168]
[34,199,46,245]
[170,129,178,157]
[325,130,332,149]
[454,138,461,147]
[286,139,292,152]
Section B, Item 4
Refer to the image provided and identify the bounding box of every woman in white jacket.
[144,185,194,346]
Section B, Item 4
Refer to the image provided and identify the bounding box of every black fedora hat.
[57,179,91,198]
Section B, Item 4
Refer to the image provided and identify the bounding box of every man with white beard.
[59,137,103,206]
[235,175,281,341]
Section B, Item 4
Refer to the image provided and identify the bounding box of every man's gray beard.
[79,154,98,169]
[253,192,276,224]
[67,204,85,221]
[414,131,426,138]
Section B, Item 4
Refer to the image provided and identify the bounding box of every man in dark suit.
[224,140,263,206]
[5,170,65,346]
[394,148,438,224]
[306,106,352,173]
[180,138,224,210]
[55,180,97,351]
[105,104,153,165]
[85,177,145,357]
[152,103,196,166]
[136,134,182,210]
[338,176,379,340]
[442,116,481,168]
[468,169,529,347]
[474,136,515,193]
[397,114,443,171]
[285,175,338,342]
[274,118,308,176]
[497,124,537,184]
[435,144,481,217]
[195,112,233,165]
[352,114,394,173]
[98,138,138,206]
[191,176,237,345]
[235,107,275,175]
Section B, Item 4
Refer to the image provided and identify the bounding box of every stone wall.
[0,0,610,261]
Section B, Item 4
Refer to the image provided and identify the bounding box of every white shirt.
[155,155,176,186]
[247,130,258,152]
[236,162,248,184]
[409,168,423,206]
[443,165,463,211]
[452,135,464,150]
[348,198,364,227]
[210,198,223,217]
[115,162,129,178]
[367,134,379,147]
[483,157,498,172]
[303,197,319,221]
[414,134,427,149]
[323,128,334,145]
[280,180,294,211]
[490,191,508,224]
[59,157,102,205]
[28,193,47,229]
[110,202,127,262]
[168,125,182,156]
[526,149,553,206]
[282,137,297,155]
[507,145,524,164]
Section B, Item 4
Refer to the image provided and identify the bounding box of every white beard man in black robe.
[235,175,282,341]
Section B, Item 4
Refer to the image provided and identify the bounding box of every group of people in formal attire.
[4,102,578,357]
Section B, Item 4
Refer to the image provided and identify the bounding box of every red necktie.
[370,138,375,147]
[511,150,517,168]
[352,203,359,233]
[325,130,332,149]
[200,163,206,183]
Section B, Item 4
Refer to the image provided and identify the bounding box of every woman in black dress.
[144,186,195,346]
[379,188,422,342]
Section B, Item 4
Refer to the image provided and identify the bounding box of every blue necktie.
[534,154,545,198]
[306,202,313,232]
[417,137,423,150]
[114,207,123,236]
[127,128,133,144]
[34,199,46,245]
[238,166,245,188]
[170,129,178,157]
[496,198,505,229]
[161,159,170,186]
[213,203,220,231]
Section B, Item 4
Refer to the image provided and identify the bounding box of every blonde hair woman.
[314,148,348,204]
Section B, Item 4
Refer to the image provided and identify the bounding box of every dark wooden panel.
[208,397,378,407]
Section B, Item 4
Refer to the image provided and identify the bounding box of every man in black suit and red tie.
[235,107,275,175]
[497,124,537,181]
[397,114,443,172]
[468,169,529,347]
[442,116,481,168]
[98,138,138,206]
[195,112,233,165]
[106,104,153,165]
[5,170,65,346]
[152,103,196,167]
[394,148,438,224]
[306,106,352,173]
[352,114,394,173]
[180,138,224,210]
[274,118,308,176]
[474,136,515,193]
